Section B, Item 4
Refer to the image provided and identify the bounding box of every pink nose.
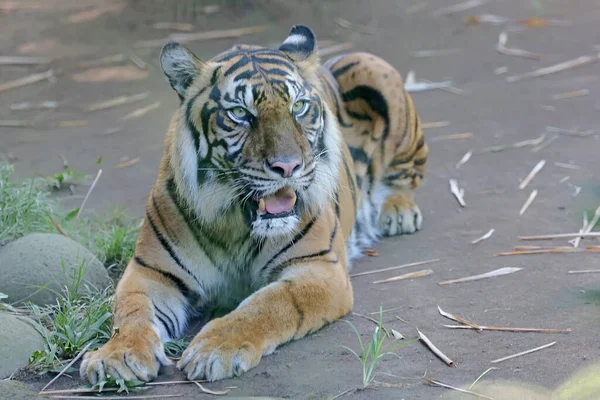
[267,157,302,178]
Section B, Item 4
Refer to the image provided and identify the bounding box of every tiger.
[80,24,428,384]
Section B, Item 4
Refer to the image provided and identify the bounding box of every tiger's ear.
[160,42,204,99]
[279,25,319,70]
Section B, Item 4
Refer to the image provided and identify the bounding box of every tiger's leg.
[80,258,189,384]
[178,258,352,381]
[378,106,428,236]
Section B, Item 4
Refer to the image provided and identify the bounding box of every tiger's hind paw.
[378,193,422,236]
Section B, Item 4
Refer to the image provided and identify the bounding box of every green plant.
[91,375,145,393]
[26,262,114,373]
[342,307,416,388]
[0,164,56,241]
[164,338,189,357]
[46,168,87,190]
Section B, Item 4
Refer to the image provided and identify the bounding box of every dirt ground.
[1,0,600,398]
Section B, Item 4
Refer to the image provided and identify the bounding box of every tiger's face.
[160,26,341,238]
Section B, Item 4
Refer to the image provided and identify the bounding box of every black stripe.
[146,212,202,287]
[269,219,338,281]
[383,170,410,182]
[261,213,319,275]
[348,146,369,164]
[134,256,193,302]
[414,157,427,166]
[332,61,359,79]
[153,303,176,339]
[342,85,390,151]
[323,77,352,128]
[342,154,357,211]
[345,108,372,121]
[390,136,426,167]
[164,303,182,336]
[224,56,250,76]
[151,195,178,245]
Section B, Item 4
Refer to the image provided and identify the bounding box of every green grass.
[0,163,139,372]
[342,307,416,388]
[26,262,114,373]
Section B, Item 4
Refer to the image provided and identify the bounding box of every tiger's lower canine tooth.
[258,198,266,212]
[291,193,297,207]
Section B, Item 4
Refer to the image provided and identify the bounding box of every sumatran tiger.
[80,25,428,383]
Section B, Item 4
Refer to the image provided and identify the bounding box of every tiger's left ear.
[279,25,319,71]
[160,42,204,100]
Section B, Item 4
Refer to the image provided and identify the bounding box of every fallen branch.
[507,53,600,83]
[40,342,92,393]
[449,179,466,207]
[418,330,455,366]
[373,269,433,284]
[496,32,541,60]
[423,377,493,400]
[568,269,600,274]
[439,267,522,286]
[443,325,571,333]
[437,306,481,330]
[350,258,440,278]
[0,69,54,93]
[472,229,494,245]
[519,232,600,241]
[519,189,538,216]
[76,170,102,219]
[491,341,557,364]
[518,160,546,190]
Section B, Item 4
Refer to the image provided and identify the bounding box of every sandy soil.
[1,0,599,398]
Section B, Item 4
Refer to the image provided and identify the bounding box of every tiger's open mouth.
[254,186,298,219]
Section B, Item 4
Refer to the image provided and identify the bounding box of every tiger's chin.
[247,186,302,238]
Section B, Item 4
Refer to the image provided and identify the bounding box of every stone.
[0,313,45,379]
[0,380,39,399]
[0,233,111,306]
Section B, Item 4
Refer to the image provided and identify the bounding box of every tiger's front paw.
[178,318,262,381]
[80,329,170,385]
[378,193,423,236]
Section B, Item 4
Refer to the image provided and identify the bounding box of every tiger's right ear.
[160,42,204,99]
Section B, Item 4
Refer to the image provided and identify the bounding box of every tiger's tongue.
[262,188,296,214]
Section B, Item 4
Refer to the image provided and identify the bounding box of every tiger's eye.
[231,107,248,118]
[292,100,306,113]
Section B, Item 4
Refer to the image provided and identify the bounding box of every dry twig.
[121,102,160,121]
[421,121,450,129]
[423,377,493,399]
[418,330,454,366]
[85,92,149,112]
[0,69,54,93]
[552,89,589,100]
[568,269,600,274]
[472,229,494,244]
[439,267,522,286]
[519,232,600,241]
[40,343,92,393]
[518,160,545,190]
[519,189,538,216]
[437,306,481,330]
[449,179,466,207]
[76,170,102,219]
[443,325,571,333]
[0,55,51,65]
[433,0,487,17]
[496,32,541,60]
[350,258,440,278]
[373,269,433,284]
[491,341,556,364]
[507,53,600,83]
[456,150,473,168]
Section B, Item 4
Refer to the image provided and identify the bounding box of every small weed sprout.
[342,307,415,388]
[164,338,189,357]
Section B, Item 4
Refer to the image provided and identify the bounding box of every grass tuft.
[342,307,416,388]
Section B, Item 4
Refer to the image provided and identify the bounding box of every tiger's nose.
[266,157,303,178]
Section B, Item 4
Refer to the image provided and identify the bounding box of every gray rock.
[0,380,39,399]
[0,313,45,379]
[0,233,111,306]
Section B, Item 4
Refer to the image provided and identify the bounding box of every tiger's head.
[160,25,341,238]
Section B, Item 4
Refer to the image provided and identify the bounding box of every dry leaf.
[418,330,455,366]
[439,267,522,286]
[373,269,433,284]
[518,17,550,27]
[437,306,481,329]
[472,229,495,244]
[17,39,60,55]
[449,179,466,207]
[391,329,405,340]
[519,189,538,216]
[362,249,379,257]
[72,66,149,83]
[116,157,140,168]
